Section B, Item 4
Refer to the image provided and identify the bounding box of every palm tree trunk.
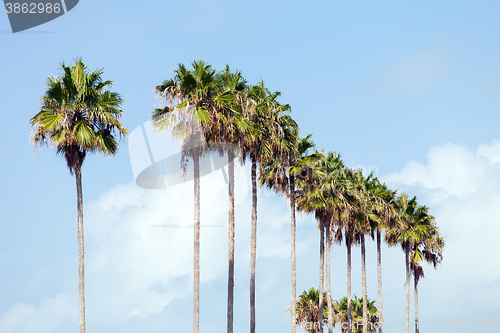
[376,230,383,333]
[75,166,86,333]
[250,157,257,333]
[414,277,419,333]
[319,219,325,333]
[193,153,200,333]
[405,248,410,333]
[227,149,235,333]
[325,223,333,333]
[290,174,297,333]
[347,242,352,333]
[361,235,368,333]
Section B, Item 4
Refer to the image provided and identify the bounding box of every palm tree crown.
[30,59,127,171]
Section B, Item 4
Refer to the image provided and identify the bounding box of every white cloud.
[383,140,500,319]
[0,154,299,332]
[83,160,251,323]
[385,142,492,202]
[0,293,76,333]
[13,141,500,331]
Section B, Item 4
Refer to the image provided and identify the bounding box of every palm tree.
[287,135,314,333]
[239,82,289,333]
[260,130,313,333]
[213,66,248,333]
[339,169,364,333]
[411,221,444,333]
[386,194,434,333]
[353,174,396,333]
[346,170,372,333]
[334,296,378,333]
[294,287,329,333]
[293,150,328,332]
[294,151,349,333]
[154,61,222,333]
[320,152,348,333]
[30,59,127,333]
[369,182,396,333]
[371,182,396,333]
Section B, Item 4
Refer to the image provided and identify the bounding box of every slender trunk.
[75,167,86,333]
[290,174,297,333]
[227,149,235,333]
[250,158,257,333]
[347,242,352,333]
[376,230,383,333]
[405,248,410,333]
[193,153,200,333]
[325,222,333,333]
[414,276,419,333]
[319,219,325,333]
[361,235,367,333]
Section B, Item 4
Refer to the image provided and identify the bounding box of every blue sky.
[1,1,500,332]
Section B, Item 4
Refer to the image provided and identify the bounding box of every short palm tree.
[295,287,330,333]
[334,296,378,333]
[30,59,127,333]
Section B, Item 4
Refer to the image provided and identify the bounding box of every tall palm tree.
[320,152,348,333]
[294,151,349,333]
[370,182,396,333]
[214,66,248,333]
[154,61,222,333]
[346,170,372,333]
[411,221,444,333]
[386,194,434,333]
[260,131,313,333]
[370,183,396,333]
[339,168,364,333]
[30,59,127,333]
[287,134,314,333]
[293,150,328,332]
[239,82,289,333]
[354,175,396,333]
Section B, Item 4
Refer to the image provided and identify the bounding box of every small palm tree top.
[294,288,379,333]
[30,59,127,174]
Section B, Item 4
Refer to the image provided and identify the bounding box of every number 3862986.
[5,2,62,14]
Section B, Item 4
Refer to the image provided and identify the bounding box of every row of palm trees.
[30,59,444,333]
[151,61,445,333]
[290,153,445,333]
